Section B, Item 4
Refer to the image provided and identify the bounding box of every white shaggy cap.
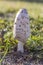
[13,8,31,43]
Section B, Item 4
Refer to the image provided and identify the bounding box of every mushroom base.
[17,41,24,53]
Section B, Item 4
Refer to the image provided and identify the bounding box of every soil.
[1,49,43,65]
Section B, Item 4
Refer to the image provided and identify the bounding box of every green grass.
[0,1,43,18]
[0,1,43,63]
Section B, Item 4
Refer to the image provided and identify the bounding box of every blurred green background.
[0,0,43,63]
[1,0,43,2]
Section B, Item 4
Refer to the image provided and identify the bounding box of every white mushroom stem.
[17,41,24,53]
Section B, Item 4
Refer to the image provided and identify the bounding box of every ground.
[1,49,43,65]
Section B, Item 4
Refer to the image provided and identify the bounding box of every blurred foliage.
[1,0,43,2]
[0,1,43,63]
